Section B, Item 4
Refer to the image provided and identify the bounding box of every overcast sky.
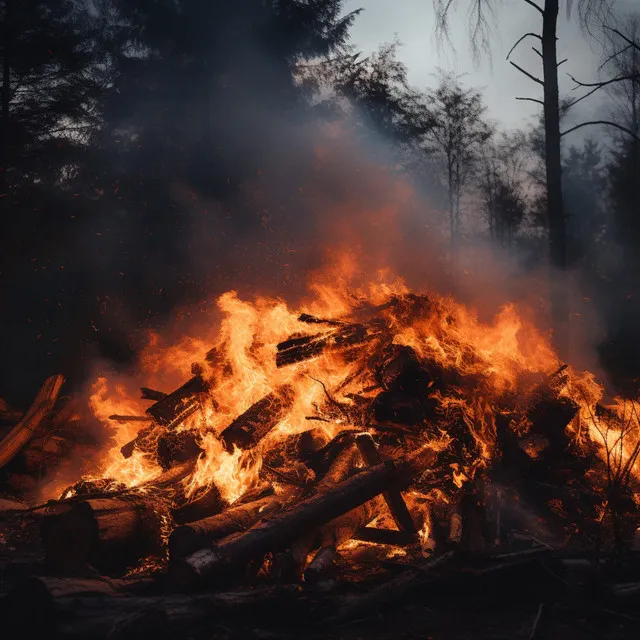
[346,0,637,134]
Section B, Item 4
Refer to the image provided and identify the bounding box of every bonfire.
[1,275,640,636]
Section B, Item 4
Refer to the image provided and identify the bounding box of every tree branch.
[506,32,542,60]
[598,44,634,71]
[509,61,544,85]
[568,73,640,89]
[557,58,568,67]
[522,0,544,15]
[561,120,640,142]
[604,26,640,54]
[532,46,543,59]
[515,97,544,105]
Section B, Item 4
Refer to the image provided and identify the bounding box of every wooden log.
[0,374,64,470]
[3,585,305,638]
[304,546,337,583]
[170,447,438,587]
[140,387,167,402]
[276,323,369,368]
[219,385,294,453]
[355,433,416,533]
[41,495,164,575]
[269,438,362,582]
[303,495,384,583]
[145,375,206,428]
[171,483,225,525]
[169,490,297,559]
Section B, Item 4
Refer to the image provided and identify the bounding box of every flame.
[74,251,640,548]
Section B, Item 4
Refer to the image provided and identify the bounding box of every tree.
[423,72,492,250]
[431,0,614,343]
[479,131,530,248]
[562,138,605,265]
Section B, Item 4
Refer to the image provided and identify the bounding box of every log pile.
[1,292,639,637]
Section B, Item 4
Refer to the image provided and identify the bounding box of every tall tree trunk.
[542,0,569,351]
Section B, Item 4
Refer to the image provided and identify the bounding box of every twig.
[509,61,544,85]
[516,97,544,106]
[506,32,542,60]
[522,0,544,15]
[529,603,544,639]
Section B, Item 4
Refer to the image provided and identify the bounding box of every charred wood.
[352,527,418,546]
[356,433,416,533]
[171,482,225,525]
[170,449,437,587]
[219,385,294,453]
[140,387,167,402]
[276,323,369,368]
[169,490,298,560]
[145,375,206,429]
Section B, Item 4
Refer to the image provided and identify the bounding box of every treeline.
[0,0,639,400]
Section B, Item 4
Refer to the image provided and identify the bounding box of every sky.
[346,0,637,134]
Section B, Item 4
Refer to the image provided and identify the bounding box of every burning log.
[145,375,206,428]
[276,323,370,368]
[41,495,164,575]
[219,385,294,453]
[169,490,299,559]
[140,387,167,401]
[0,374,64,470]
[304,495,385,584]
[355,433,416,533]
[170,448,438,588]
[171,483,225,525]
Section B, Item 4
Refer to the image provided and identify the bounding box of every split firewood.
[219,385,294,453]
[0,374,65,470]
[41,495,165,575]
[145,375,206,428]
[170,447,438,587]
[276,323,370,368]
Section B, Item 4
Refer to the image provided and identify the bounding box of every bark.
[219,385,294,452]
[41,495,164,575]
[144,375,205,428]
[276,323,369,367]
[355,433,416,533]
[170,448,437,588]
[542,0,568,340]
[0,374,64,470]
[169,491,295,559]
[171,483,225,525]
[304,546,337,584]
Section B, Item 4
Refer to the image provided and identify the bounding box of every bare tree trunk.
[542,0,569,350]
